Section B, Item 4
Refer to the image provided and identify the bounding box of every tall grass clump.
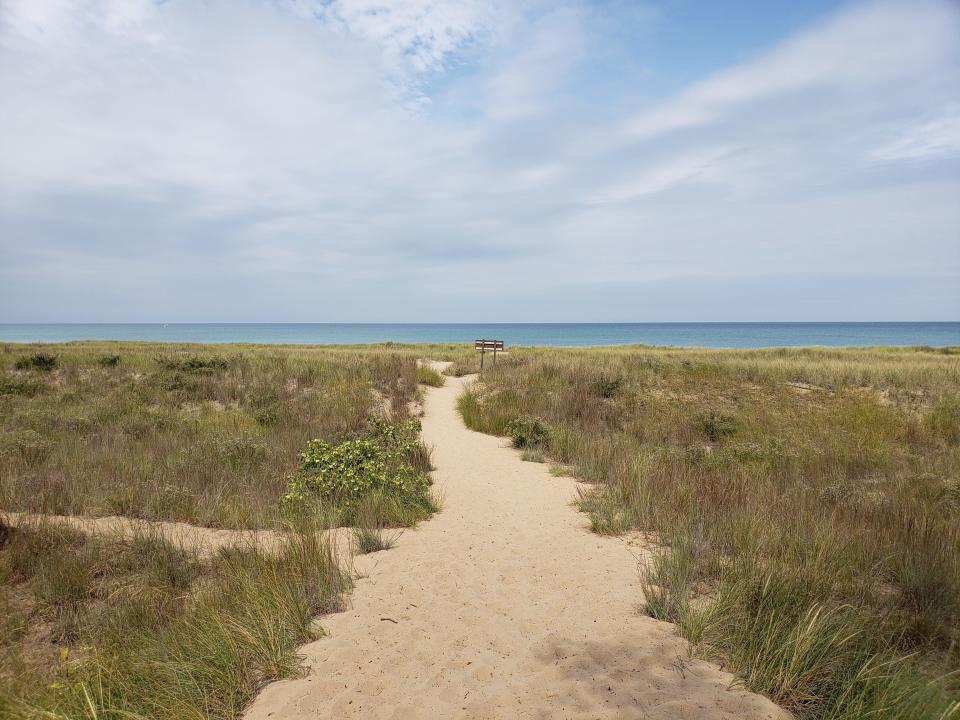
[416,365,445,387]
[0,519,348,720]
[459,344,960,719]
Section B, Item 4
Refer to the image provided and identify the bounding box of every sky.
[1,0,958,322]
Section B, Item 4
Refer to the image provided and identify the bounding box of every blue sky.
[1,0,958,322]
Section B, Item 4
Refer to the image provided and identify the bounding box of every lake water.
[1,323,957,348]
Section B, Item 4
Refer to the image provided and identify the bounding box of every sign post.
[474,339,504,374]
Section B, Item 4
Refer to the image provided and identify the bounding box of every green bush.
[14,353,57,372]
[590,373,623,399]
[695,410,737,441]
[506,415,549,448]
[280,417,434,526]
[154,354,229,373]
[96,354,121,367]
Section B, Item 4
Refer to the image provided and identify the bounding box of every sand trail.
[1,511,288,556]
[244,369,788,720]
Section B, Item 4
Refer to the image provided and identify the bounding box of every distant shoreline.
[1,322,958,348]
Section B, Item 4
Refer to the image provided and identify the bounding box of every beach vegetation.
[0,341,465,528]
[416,365,445,387]
[458,344,960,720]
[0,517,348,720]
[280,417,436,527]
[14,353,57,372]
[505,415,549,449]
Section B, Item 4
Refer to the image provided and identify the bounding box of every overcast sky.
[1,0,958,322]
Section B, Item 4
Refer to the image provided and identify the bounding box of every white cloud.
[584,146,735,205]
[288,0,494,73]
[0,0,958,321]
[625,0,960,140]
[871,113,960,161]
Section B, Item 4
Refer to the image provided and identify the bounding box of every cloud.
[304,0,495,73]
[0,0,958,322]
[624,0,960,140]
[583,146,735,205]
[871,112,960,162]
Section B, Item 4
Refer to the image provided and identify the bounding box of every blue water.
[0,323,957,348]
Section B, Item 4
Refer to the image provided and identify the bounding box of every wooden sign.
[474,339,504,373]
[474,340,504,351]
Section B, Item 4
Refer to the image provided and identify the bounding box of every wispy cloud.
[871,112,960,162]
[624,0,959,140]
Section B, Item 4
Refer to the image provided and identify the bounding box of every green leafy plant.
[281,417,434,526]
[506,415,549,448]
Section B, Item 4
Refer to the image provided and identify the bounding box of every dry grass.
[0,516,348,720]
[458,344,960,720]
[0,340,469,718]
[0,341,468,529]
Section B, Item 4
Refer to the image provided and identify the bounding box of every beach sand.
[242,366,788,720]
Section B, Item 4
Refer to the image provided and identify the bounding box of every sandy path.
[1,511,291,556]
[244,370,788,720]
[2,511,359,564]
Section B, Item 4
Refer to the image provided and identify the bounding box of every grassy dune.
[0,517,347,720]
[0,341,467,529]
[459,345,960,719]
[0,341,466,718]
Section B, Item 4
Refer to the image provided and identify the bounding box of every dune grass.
[0,341,460,718]
[0,516,348,720]
[416,365,446,387]
[0,341,465,529]
[458,344,960,719]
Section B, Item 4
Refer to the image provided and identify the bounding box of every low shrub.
[695,410,737,442]
[280,417,435,526]
[590,373,623,399]
[506,415,549,449]
[155,354,229,373]
[14,353,57,372]
[96,354,121,367]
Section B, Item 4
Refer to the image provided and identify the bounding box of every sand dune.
[243,367,788,720]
